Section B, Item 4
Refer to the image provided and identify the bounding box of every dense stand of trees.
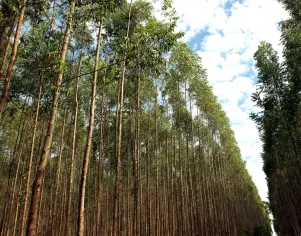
[251,1,301,235]
[0,0,271,235]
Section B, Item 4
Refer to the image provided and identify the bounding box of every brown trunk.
[133,53,141,236]
[146,123,151,236]
[172,126,176,236]
[5,111,29,236]
[162,137,167,235]
[155,84,159,236]
[12,173,24,236]
[36,178,44,235]
[77,21,103,236]
[166,135,171,236]
[0,0,26,117]
[0,2,14,39]
[59,176,67,235]
[20,75,43,236]
[106,179,110,236]
[51,110,67,236]
[96,83,105,235]
[0,15,17,76]
[127,149,131,236]
[5,150,22,236]
[65,49,83,236]
[112,2,132,235]
[26,2,75,235]
[0,3,16,65]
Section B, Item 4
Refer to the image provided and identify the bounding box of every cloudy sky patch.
[170,0,288,201]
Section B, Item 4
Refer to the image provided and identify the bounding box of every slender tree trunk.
[96,83,106,235]
[155,83,159,236]
[77,21,103,236]
[127,145,132,236]
[0,15,17,75]
[36,177,44,235]
[106,183,110,236]
[133,53,141,236]
[166,134,171,236]
[20,75,43,236]
[6,150,22,236]
[0,0,27,117]
[146,114,151,236]
[51,109,67,236]
[112,2,132,235]
[0,2,16,66]
[12,171,24,236]
[65,49,83,236]
[0,1,16,40]
[26,2,75,235]
[59,176,67,235]
[5,109,29,236]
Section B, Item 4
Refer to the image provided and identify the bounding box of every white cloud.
[208,7,228,33]
[198,53,249,83]
[173,0,229,41]
[232,120,260,147]
[246,157,268,201]
[223,103,249,123]
[172,0,288,201]
[212,77,253,107]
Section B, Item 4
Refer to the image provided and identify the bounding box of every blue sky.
[155,0,288,201]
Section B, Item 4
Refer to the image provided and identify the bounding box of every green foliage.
[252,3,301,232]
[0,0,271,234]
[245,224,271,236]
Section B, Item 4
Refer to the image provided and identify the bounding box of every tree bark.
[133,53,141,236]
[0,15,17,76]
[96,82,105,235]
[77,21,103,236]
[26,2,75,235]
[51,109,67,236]
[0,0,26,117]
[112,2,132,235]
[155,83,159,236]
[65,49,83,236]
[20,75,43,236]
[0,2,17,64]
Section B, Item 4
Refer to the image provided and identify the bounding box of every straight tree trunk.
[0,0,27,117]
[0,2,17,68]
[77,21,103,236]
[20,75,43,236]
[146,123,151,236]
[12,169,24,236]
[36,178,44,234]
[133,53,141,236]
[5,106,29,236]
[155,84,159,236]
[127,148,131,236]
[112,2,132,235]
[51,110,67,236]
[0,15,17,75]
[26,2,75,235]
[65,49,83,236]
[96,84,105,235]
[0,1,16,47]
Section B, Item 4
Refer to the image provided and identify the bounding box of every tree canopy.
[252,1,301,234]
[0,1,271,235]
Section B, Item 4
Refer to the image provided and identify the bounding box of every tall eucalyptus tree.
[0,1,272,235]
